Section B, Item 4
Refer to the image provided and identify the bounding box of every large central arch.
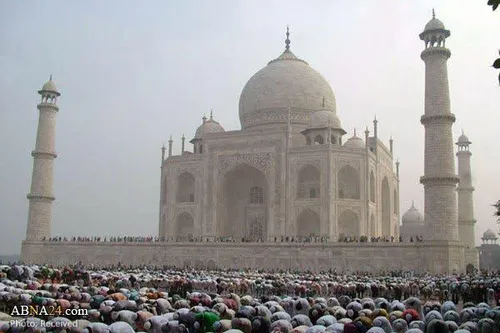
[219,163,268,240]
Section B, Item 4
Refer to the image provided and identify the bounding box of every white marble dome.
[483,229,497,240]
[40,77,59,94]
[402,202,424,224]
[194,118,225,138]
[308,110,342,129]
[238,47,336,130]
[424,17,446,31]
[457,132,470,144]
[343,131,364,149]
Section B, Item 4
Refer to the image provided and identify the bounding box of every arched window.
[381,177,391,236]
[338,165,360,199]
[338,210,359,238]
[297,209,320,237]
[176,212,194,238]
[176,172,195,203]
[199,144,203,153]
[370,171,375,203]
[249,186,264,204]
[297,165,320,199]
[314,135,324,145]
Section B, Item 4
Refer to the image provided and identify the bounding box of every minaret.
[419,11,460,241]
[456,131,478,266]
[168,136,173,157]
[25,76,60,241]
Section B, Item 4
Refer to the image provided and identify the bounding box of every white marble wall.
[21,241,463,274]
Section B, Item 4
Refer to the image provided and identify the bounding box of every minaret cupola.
[301,98,346,145]
[419,9,450,48]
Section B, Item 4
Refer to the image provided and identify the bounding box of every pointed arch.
[314,135,324,145]
[370,171,375,203]
[296,209,320,237]
[176,171,195,202]
[338,210,359,239]
[381,177,391,236]
[176,212,194,239]
[338,165,360,199]
[297,164,320,199]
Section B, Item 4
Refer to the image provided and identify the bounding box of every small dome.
[457,131,471,145]
[483,229,497,240]
[194,117,225,138]
[402,202,424,225]
[40,76,59,94]
[307,110,342,129]
[343,130,364,149]
[424,18,446,32]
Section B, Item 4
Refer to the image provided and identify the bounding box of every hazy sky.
[1,1,499,255]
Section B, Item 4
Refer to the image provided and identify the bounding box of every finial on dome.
[432,8,435,19]
[210,109,213,120]
[202,114,207,123]
[462,129,464,135]
[285,26,291,50]
[412,200,415,207]
[49,74,52,82]
[353,128,357,137]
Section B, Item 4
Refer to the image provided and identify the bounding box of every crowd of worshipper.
[41,235,425,244]
[1,264,500,332]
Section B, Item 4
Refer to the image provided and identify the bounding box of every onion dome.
[193,112,225,140]
[424,17,445,32]
[38,75,60,96]
[482,229,497,240]
[420,9,450,40]
[402,202,424,225]
[343,129,364,149]
[307,109,342,129]
[456,130,471,145]
[239,27,337,130]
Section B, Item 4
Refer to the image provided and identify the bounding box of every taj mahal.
[21,13,479,274]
